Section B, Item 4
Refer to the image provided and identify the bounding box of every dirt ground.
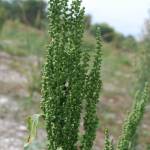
[0,51,149,150]
[0,52,27,149]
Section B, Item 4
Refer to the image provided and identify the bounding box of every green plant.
[104,129,114,150]
[91,23,115,42]
[103,84,149,150]
[117,83,149,150]
[24,114,44,150]
[121,35,137,51]
[41,0,102,150]
[23,0,150,149]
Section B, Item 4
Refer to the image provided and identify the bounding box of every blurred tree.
[10,0,22,20]
[113,32,125,49]
[0,0,18,20]
[91,23,115,42]
[84,15,92,30]
[122,35,138,51]
[0,0,47,29]
[20,0,47,28]
[0,3,7,32]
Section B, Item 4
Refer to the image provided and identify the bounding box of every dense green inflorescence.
[117,83,149,150]
[104,129,114,150]
[41,0,102,150]
[80,30,102,150]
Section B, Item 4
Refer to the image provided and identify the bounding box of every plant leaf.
[24,114,43,149]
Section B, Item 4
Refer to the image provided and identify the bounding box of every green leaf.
[24,114,43,150]
[24,143,30,150]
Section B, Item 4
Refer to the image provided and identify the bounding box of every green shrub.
[20,0,47,28]
[113,33,125,49]
[121,35,138,51]
[91,23,115,42]
[0,0,47,29]
[84,15,92,30]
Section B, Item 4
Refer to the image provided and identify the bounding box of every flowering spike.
[80,28,102,150]
[41,0,102,150]
[117,83,149,150]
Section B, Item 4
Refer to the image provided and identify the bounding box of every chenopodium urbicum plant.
[117,83,149,150]
[103,83,149,150]
[41,0,102,150]
[104,129,114,150]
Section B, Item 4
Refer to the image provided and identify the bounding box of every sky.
[47,0,150,37]
[82,0,150,37]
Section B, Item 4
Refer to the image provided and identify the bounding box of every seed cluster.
[104,129,114,150]
[41,0,102,150]
[117,84,149,150]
